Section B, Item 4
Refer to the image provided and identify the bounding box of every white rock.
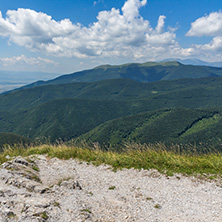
[0,155,221,221]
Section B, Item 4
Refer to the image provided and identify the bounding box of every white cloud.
[121,0,147,21]
[0,55,57,67]
[199,36,222,51]
[187,11,222,37]
[0,0,178,61]
[185,11,222,62]
[1,0,221,64]
[182,37,222,62]
[155,15,166,34]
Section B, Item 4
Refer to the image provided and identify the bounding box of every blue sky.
[0,0,222,74]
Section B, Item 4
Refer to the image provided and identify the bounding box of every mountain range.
[2,59,222,94]
[1,61,222,151]
[17,61,222,91]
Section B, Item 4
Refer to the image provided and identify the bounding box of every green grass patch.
[108,186,116,190]
[80,209,92,214]
[154,204,161,209]
[0,143,222,179]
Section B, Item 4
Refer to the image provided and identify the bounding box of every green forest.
[1,62,222,152]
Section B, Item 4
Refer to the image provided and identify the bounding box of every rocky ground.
[0,155,221,222]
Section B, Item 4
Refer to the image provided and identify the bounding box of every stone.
[73,181,82,190]
[14,157,29,166]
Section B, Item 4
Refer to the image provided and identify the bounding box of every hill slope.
[76,108,222,148]
[1,77,222,144]
[0,98,143,141]
[1,77,222,112]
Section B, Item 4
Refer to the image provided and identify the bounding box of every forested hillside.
[76,108,222,149]
[1,62,222,150]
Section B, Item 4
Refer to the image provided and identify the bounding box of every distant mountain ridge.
[15,61,222,91]
[2,60,222,94]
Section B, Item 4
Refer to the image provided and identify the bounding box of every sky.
[0,0,222,74]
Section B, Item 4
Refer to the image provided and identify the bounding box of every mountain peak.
[142,61,181,67]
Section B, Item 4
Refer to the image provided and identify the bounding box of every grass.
[154,204,161,209]
[52,201,60,208]
[33,212,49,220]
[0,143,222,179]
[108,186,116,190]
[31,165,40,172]
[80,209,92,214]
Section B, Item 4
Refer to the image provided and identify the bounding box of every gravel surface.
[0,155,221,221]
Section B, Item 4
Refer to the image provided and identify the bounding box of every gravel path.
[0,155,221,221]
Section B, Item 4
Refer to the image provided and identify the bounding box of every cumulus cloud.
[185,11,222,61]
[0,55,57,67]
[187,11,222,37]
[121,0,147,21]
[0,0,178,61]
[198,36,222,51]
[0,8,76,53]
[155,15,166,34]
[183,36,222,63]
